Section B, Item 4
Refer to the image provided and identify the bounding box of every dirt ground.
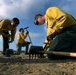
[0,53,76,75]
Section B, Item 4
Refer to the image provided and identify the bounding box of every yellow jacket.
[44,6,76,43]
[0,19,16,39]
[17,32,28,44]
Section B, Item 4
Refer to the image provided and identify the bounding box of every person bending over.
[34,6,76,59]
[0,18,20,55]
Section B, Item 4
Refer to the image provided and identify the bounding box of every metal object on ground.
[29,46,44,59]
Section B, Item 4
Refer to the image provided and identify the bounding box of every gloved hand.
[26,31,29,34]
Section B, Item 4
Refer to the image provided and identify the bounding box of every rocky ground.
[0,53,76,75]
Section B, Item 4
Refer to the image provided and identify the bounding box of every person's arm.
[46,7,67,40]
[43,39,52,50]
[9,28,16,43]
[0,19,11,37]
[20,32,28,40]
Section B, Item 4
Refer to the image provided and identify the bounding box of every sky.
[0,0,76,51]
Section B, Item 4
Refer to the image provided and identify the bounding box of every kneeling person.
[16,28,31,54]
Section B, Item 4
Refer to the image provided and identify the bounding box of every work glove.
[26,31,29,34]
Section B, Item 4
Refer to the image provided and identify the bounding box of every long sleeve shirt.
[0,19,16,40]
[44,6,76,43]
[45,7,76,36]
[16,32,28,44]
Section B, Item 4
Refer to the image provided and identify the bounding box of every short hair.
[19,28,24,32]
[12,17,20,25]
[34,14,43,25]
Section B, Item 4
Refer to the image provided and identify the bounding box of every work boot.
[2,52,5,56]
